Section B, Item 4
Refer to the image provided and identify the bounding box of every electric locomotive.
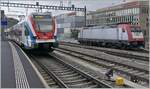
[78,24,144,49]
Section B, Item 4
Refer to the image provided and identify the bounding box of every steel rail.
[60,42,149,62]
[50,54,112,88]
[29,55,68,88]
[55,47,149,84]
[29,54,112,88]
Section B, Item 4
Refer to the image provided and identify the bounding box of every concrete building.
[56,12,85,40]
[86,0,149,49]
[86,11,95,26]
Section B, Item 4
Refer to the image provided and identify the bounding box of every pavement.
[1,40,48,88]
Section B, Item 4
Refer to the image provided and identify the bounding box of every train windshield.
[33,15,53,32]
[131,27,143,37]
[131,27,142,32]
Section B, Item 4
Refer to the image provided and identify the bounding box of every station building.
[86,0,149,49]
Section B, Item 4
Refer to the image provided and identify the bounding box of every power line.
[0,1,85,12]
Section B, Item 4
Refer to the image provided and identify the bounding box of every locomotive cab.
[130,26,144,48]
[78,24,144,49]
[33,15,54,39]
[30,13,58,51]
[119,24,144,48]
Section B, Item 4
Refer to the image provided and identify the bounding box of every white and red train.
[78,24,144,49]
[5,12,58,52]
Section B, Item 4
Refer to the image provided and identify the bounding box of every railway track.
[30,58,61,88]
[60,42,149,62]
[29,53,112,88]
[55,46,149,87]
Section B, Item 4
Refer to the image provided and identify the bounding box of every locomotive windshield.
[33,15,53,32]
[131,27,143,37]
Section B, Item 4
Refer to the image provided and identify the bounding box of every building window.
[114,18,116,23]
[122,17,124,22]
[123,17,125,22]
[119,17,121,23]
[133,8,135,14]
[147,8,149,14]
[147,18,149,22]
[127,16,129,22]
[128,9,131,14]
[136,8,140,14]
[146,23,149,27]
[126,17,128,22]
[137,18,139,22]
[144,30,146,35]
[142,7,147,13]
[129,16,131,22]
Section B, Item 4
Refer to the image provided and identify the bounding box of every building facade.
[56,12,85,40]
[87,1,149,49]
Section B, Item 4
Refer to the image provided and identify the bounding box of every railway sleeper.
[52,68,70,71]
[42,73,49,77]
[47,81,56,85]
[58,73,79,77]
[59,71,75,75]
[134,72,146,76]
[65,80,93,86]
[122,68,134,72]
[128,70,142,75]
[46,79,56,84]
[44,76,53,80]
[140,75,149,80]
[64,78,87,84]
[52,69,72,73]
[61,75,83,81]
[67,81,96,88]
[49,84,60,88]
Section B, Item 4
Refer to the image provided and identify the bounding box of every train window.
[131,27,141,32]
[24,26,29,36]
[25,29,29,36]
[33,15,53,32]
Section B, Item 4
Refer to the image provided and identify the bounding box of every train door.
[118,28,122,40]
[118,28,128,41]
[121,28,128,41]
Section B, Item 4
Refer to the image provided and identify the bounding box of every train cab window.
[33,15,53,32]
[131,27,140,32]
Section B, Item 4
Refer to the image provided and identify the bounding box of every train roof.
[29,12,52,16]
[84,25,118,30]
[84,24,141,30]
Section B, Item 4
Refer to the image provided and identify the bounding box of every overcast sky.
[0,0,138,19]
